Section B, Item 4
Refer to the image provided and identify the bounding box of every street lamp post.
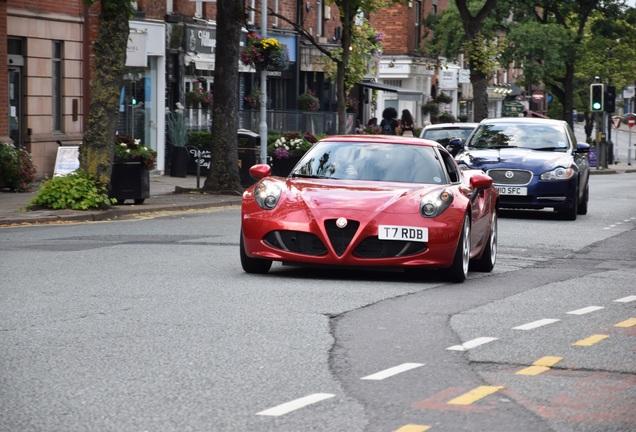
[259,0,268,164]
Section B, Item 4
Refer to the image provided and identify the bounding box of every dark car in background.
[453,118,590,220]
[419,123,478,155]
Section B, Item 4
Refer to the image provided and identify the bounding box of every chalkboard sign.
[53,146,80,176]
[187,146,211,175]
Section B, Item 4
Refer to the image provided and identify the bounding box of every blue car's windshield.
[292,142,446,184]
[467,124,568,151]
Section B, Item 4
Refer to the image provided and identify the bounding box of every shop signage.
[186,25,217,54]
[458,69,470,84]
[126,31,148,67]
[503,101,525,114]
[439,69,458,89]
[531,90,544,102]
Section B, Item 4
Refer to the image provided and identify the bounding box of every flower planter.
[110,162,150,204]
[270,156,302,177]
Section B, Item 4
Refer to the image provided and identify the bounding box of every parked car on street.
[453,117,590,220]
[419,122,479,155]
[240,135,499,282]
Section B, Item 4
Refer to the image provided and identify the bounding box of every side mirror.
[576,142,590,153]
[469,172,494,190]
[249,164,272,179]
[446,138,465,156]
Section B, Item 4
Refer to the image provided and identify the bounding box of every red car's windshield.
[292,141,446,184]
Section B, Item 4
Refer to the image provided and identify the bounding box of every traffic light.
[590,83,604,111]
[605,85,616,113]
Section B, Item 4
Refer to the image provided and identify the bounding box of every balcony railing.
[185,108,355,136]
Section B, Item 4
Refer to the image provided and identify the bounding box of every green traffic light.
[592,102,601,110]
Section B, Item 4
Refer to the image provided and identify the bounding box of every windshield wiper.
[531,147,565,151]
[290,173,330,179]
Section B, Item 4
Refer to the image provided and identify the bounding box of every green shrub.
[28,170,115,210]
[187,132,212,150]
[0,141,37,192]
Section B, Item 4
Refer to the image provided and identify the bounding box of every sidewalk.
[0,174,243,227]
[2,162,635,227]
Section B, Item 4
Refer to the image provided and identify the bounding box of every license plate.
[496,186,528,196]
[378,225,428,242]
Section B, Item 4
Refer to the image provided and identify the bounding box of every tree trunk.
[79,0,131,187]
[203,0,243,194]
[471,69,489,122]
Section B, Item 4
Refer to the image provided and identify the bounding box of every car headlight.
[254,180,282,210]
[420,188,454,218]
[540,167,574,180]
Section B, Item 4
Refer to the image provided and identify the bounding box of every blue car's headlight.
[420,188,454,218]
[254,180,282,210]
[540,167,574,181]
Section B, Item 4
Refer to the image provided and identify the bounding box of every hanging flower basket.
[240,34,289,71]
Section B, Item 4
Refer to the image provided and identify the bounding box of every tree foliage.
[80,0,134,186]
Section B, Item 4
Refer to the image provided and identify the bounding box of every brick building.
[3,0,496,179]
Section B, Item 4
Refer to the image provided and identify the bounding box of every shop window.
[52,41,63,132]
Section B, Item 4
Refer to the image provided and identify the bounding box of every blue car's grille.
[354,237,428,258]
[264,231,327,256]
[487,169,532,185]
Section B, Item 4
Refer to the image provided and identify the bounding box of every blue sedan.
[453,118,590,220]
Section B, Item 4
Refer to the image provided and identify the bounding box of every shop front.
[120,20,166,173]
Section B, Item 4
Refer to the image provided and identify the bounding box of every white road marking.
[615,295,636,303]
[361,363,425,381]
[447,337,498,351]
[256,393,335,416]
[513,318,560,330]
[566,306,605,315]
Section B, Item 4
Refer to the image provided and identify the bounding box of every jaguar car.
[453,118,590,220]
[240,135,499,283]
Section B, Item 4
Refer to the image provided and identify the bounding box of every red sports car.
[240,135,499,282]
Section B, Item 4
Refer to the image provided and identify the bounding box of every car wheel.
[444,214,470,283]
[240,230,272,274]
[558,189,578,221]
[470,211,497,272]
[577,184,589,215]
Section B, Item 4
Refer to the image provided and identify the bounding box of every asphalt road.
[0,173,634,432]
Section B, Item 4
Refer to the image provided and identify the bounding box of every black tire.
[558,189,578,221]
[470,211,497,272]
[134,198,145,204]
[444,214,470,283]
[240,230,272,274]
[577,184,588,215]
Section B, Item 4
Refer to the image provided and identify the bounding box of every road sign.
[612,116,622,129]
[629,115,635,128]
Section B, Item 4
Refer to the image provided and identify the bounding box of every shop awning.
[185,53,215,71]
[358,81,423,101]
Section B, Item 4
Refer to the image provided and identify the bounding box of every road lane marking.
[614,318,636,328]
[516,356,563,376]
[447,386,504,405]
[615,295,636,303]
[572,334,609,347]
[566,306,604,315]
[513,318,560,330]
[394,424,431,432]
[447,337,498,351]
[361,363,424,380]
[256,393,335,416]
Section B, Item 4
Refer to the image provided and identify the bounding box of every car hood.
[280,179,442,215]
[457,148,573,173]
